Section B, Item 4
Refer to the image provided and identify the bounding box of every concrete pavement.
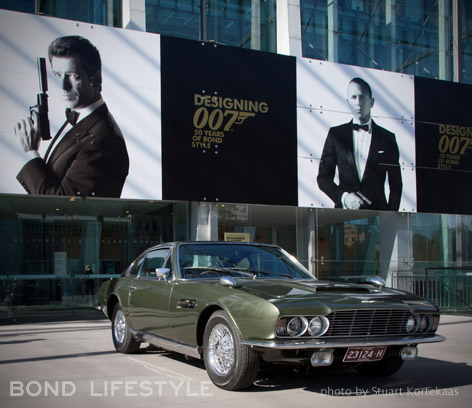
[0,312,471,408]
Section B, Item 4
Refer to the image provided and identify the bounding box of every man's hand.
[344,192,363,210]
[14,110,41,153]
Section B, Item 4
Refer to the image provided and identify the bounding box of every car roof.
[148,241,281,250]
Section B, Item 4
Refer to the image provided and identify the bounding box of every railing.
[391,268,472,312]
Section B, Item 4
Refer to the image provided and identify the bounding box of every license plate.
[343,347,386,362]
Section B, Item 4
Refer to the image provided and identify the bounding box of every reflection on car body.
[98,241,445,391]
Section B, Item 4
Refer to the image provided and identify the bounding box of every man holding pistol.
[14,35,129,198]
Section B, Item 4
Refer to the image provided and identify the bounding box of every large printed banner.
[415,77,472,215]
[1,10,472,215]
[0,10,162,200]
[160,36,298,205]
[297,59,416,213]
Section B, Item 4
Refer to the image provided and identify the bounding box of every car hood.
[232,279,436,314]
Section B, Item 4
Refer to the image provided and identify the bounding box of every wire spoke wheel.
[208,323,235,376]
[113,308,126,345]
[203,310,259,390]
[111,304,140,354]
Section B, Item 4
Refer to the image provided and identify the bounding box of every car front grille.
[324,309,410,337]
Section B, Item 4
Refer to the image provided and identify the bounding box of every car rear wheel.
[112,304,140,354]
[203,310,260,390]
[354,355,404,376]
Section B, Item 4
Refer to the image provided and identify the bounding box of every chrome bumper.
[241,334,446,350]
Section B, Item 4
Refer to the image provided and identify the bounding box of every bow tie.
[66,109,79,126]
[352,123,369,132]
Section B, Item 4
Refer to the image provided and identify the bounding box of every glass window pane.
[300,0,455,82]
[316,210,380,280]
[145,0,276,52]
[461,0,472,84]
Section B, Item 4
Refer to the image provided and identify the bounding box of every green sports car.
[98,241,445,391]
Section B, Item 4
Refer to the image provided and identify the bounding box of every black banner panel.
[415,77,472,215]
[161,36,298,206]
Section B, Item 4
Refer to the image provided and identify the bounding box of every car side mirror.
[155,268,171,281]
[369,276,385,289]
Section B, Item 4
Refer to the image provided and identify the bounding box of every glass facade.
[0,0,122,26]
[461,1,472,83]
[145,0,277,52]
[0,196,189,314]
[216,204,472,276]
[300,0,472,84]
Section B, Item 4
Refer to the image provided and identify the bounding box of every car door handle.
[128,285,137,292]
[176,299,197,309]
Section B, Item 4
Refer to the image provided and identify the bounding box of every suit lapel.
[361,120,379,182]
[47,105,107,165]
[342,120,360,182]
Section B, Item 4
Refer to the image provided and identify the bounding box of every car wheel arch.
[107,295,120,320]
[197,305,243,350]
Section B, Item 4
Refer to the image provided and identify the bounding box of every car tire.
[203,310,260,391]
[111,304,140,354]
[354,355,404,376]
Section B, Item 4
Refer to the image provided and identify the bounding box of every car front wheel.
[111,304,140,354]
[203,310,260,390]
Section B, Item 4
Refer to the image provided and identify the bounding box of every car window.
[139,248,171,279]
[127,253,145,277]
[178,244,312,280]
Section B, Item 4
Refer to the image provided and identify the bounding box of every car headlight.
[308,316,330,337]
[420,314,432,332]
[406,314,420,333]
[287,317,308,337]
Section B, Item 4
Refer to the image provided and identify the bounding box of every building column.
[122,0,146,31]
[327,0,339,62]
[385,0,397,72]
[438,0,451,81]
[276,0,302,57]
[191,202,218,241]
[306,208,316,276]
[251,0,261,50]
[379,213,412,287]
[452,0,462,83]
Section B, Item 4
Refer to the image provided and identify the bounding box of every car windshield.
[178,243,313,280]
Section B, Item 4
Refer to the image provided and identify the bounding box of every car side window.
[139,248,171,279]
[127,254,145,277]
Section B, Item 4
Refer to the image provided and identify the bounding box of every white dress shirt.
[353,120,372,180]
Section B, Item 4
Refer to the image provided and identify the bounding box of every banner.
[0,10,162,200]
[297,59,416,213]
[415,76,472,214]
[160,36,298,206]
[1,10,472,215]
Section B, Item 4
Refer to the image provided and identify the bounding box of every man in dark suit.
[14,36,129,198]
[317,77,402,211]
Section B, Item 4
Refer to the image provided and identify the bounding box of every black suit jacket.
[17,104,129,198]
[317,120,402,210]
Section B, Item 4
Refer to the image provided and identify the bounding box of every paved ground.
[0,312,471,408]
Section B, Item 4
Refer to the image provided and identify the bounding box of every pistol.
[30,57,51,140]
[356,191,372,206]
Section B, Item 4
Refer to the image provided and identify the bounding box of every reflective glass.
[0,196,188,312]
[461,0,472,84]
[145,0,276,52]
[0,0,122,26]
[300,0,458,82]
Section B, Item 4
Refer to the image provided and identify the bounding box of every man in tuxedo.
[317,77,402,211]
[14,35,129,198]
